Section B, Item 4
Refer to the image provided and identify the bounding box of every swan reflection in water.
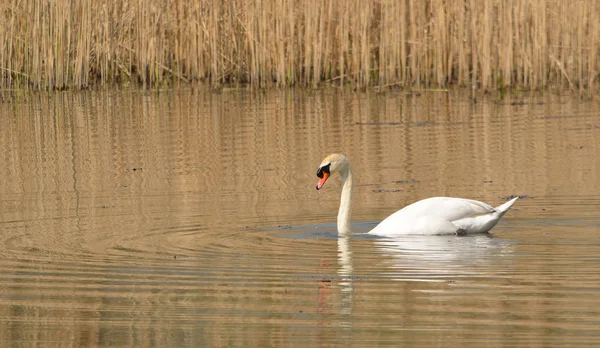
[372,233,515,281]
[333,230,515,331]
[312,225,514,334]
[337,234,353,317]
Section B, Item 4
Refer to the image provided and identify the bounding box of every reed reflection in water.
[0,90,599,347]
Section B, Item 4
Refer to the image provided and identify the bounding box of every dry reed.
[1,0,599,90]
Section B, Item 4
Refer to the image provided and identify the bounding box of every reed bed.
[1,0,599,90]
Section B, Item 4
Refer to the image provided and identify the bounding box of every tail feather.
[495,196,519,215]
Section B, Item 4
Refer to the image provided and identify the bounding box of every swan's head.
[316,153,350,190]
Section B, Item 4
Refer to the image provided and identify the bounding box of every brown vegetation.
[1,0,599,90]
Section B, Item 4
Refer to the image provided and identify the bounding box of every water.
[0,89,599,347]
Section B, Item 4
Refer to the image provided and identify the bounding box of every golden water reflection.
[0,90,599,347]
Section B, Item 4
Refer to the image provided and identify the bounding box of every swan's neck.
[338,167,353,235]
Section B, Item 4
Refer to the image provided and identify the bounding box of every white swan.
[316,153,518,236]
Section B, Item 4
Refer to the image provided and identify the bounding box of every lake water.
[0,89,599,347]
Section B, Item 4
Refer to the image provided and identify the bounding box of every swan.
[316,153,518,236]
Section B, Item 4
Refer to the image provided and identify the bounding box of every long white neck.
[337,166,353,235]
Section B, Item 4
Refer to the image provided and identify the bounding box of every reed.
[1,0,599,91]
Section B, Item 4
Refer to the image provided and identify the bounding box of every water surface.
[0,90,599,347]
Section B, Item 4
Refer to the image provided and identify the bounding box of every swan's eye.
[317,163,331,178]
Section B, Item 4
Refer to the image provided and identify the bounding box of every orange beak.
[316,172,329,190]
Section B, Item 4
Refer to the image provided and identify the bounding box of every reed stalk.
[1,0,599,90]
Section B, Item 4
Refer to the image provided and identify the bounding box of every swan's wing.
[400,197,495,222]
[450,198,496,216]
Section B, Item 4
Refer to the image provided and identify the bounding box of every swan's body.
[316,154,518,236]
